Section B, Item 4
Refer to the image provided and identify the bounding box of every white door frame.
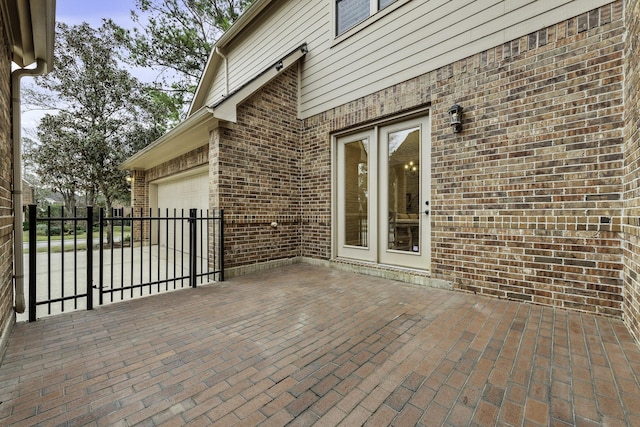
[335,129,378,262]
[333,113,431,271]
[378,116,431,269]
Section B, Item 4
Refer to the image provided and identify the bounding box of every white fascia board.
[120,107,216,171]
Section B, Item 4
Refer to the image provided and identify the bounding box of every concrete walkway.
[19,245,211,322]
[1,264,639,426]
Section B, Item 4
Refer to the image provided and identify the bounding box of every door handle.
[424,200,429,215]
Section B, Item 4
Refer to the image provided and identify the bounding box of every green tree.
[24,22,170,215]
[107,0,254,114]
[23,125,82,215]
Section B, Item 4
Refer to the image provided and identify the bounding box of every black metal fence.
[27,205,224,321]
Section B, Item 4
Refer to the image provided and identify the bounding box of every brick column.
[130,169,147,242]
[623,0,640,343]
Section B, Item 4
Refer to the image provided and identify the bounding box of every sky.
[56,0,135,27]
[21,0,148,133]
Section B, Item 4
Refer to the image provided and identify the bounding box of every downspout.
[11,59,47,313]
[215,47,229,96]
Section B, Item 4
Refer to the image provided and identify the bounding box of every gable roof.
[121,42,307,171]
[121,0,308,171]
[188,0,276,117]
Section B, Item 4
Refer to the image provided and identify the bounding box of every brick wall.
[130,2,632,322]
[430,3,625,316]
[623,0,640,342]
[212,66,302,268]
[131,170,148,211]
[302,1,625,316]
[0,19,14,355]
[144,146,208,184]
[301,117,332,260]
[21,180,34,206]
[130,169,147,241]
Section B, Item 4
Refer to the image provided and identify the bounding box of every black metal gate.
[26,205,224,321]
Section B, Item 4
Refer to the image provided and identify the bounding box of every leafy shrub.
[35,223,62,236]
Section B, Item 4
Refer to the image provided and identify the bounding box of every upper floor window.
[336,0,398,36]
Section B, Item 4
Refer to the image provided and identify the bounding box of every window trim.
[333,0,411,45]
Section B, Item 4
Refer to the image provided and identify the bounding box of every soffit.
[2,0,56,69]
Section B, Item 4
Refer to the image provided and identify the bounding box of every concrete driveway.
[2,264,640,426]
[19,244,211,322]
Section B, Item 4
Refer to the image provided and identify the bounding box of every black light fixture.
[275,60,284,71]
[448,104,463,133]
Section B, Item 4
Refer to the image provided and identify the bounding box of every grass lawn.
[23,226,131,242]
[23,226,131,254]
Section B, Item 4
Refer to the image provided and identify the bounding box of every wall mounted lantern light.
[448,104,463,133]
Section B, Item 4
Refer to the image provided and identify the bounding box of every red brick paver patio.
[1,264,640,426]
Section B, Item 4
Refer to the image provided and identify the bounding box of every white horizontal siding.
[204,64,228,108]
[227,1,324,85]
[202,0,328,108]
[201,0,615,119]
[300,0,613,118]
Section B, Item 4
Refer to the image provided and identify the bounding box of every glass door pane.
[379,116,430,270]
[336,130,376,262]
[344,139,369,247]
[386,127,420,253]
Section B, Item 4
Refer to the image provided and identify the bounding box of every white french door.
[336,115,431,270]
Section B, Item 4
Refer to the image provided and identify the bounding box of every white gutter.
[214,47,229,97]
[120,106,216,170]
[11,59,47,313]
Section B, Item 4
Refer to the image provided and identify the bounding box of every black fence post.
[28,204,37,321]
[219,210,224,282]
[189,208,197,288]
[86,206,93,311]
[99,208,104,306]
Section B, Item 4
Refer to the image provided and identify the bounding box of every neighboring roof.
[1,0,56,70]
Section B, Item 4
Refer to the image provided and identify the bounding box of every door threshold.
[331,258,453,290]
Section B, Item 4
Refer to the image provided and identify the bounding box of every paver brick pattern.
[1,264,640,426]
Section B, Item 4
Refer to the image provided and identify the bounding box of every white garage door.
[157,172,208,213]
[154,171,209,251]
